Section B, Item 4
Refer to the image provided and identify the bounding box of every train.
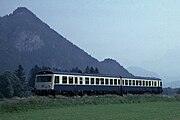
[34,70,163,95]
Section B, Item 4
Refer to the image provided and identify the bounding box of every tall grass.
[0,94,180,113]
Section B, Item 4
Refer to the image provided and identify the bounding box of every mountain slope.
[0,7,133,77]
[127,66,159,78]
[100,59,133,77]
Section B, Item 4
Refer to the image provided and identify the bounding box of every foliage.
[52,67,61,72]
[0,94,180,113]
[84,66,90,73]
[162,87,180,95]
[94,67,99,74]
[70,67,82,73]
[84,66,99,74]
[176,88,180,94]
[15,65,29,96]
[28,65,42,88]
[0,71,22,98]
[15,65,26,83]
[0,92,3,99]
[0,65,31,98]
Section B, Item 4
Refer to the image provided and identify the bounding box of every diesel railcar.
[34,71,162,95]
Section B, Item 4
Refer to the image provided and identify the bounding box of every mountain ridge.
[127,66,159,78]
[0,7,133,77]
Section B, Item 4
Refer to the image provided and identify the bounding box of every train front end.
[34,71,55,95]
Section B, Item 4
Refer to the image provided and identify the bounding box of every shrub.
[0,94,180,113]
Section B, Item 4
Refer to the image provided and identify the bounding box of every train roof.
[37,71,161,81]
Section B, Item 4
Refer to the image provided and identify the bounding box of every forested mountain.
[0,7,133,77]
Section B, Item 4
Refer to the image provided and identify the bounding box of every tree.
[0,72,14,98]
[70,67,82,73]
[176,88,180,94]
[42,66,51,71]
[0,71,28,98]
[94,67,99,74]
[84,66,99,74]
[89,67,95,74]
[28,65,41,88]
[162,87,174,95]
[84,66,90,74]
[15,65,25,82]
[0,91,3,99]
[52,67,61,72]
[15,65,30,96]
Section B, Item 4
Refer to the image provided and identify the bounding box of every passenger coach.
[34,71,162,95]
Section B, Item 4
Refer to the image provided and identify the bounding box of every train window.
[54,76,59,83]
[143,81,145,86]
[105,79,109,85]
[146,81,148,86]
[110,79,113,85]
[114,79,117,85]
[100,78,104,85]
[122,80,124,85]
[139,81,142,86]
[118,79,120,85]
[154,81,157,86]
[160,82,162,87]
[152,81,154,86]
[69,77,73,84]
[80,77,83,84]
[75,77,78,84]
[125,80,128,85]
[85,77,89,84]
[96,78,99,85]
[37,76,52,82]
[149,81,151,86]
[91,78,94,85]
[62,76,67,84]
[136,81,139,86]
[133,80,135,86]
[129,80,131,86]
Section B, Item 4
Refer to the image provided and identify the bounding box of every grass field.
[0,101,180,120]
[0,95,180,120]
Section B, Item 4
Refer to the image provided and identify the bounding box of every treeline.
[0,65,99,98]
[1,65,180,99]
[0,65,29,98]
[162,87,180,95]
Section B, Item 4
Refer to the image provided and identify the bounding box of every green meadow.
[0,95,180,120]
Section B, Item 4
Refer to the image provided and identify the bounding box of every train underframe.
[34,86,162,96]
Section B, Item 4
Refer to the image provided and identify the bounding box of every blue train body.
[34,71,162,95]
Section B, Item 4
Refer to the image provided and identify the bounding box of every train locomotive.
[34,71,162,95]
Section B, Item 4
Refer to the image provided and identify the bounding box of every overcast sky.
[1,0,180,81]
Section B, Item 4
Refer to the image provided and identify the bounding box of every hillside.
[0,7,133,77]
[127,66,159,78]
[164,80,180,88]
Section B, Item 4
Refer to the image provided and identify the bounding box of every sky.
[1,0,180,82]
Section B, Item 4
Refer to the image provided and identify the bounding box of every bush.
[0,94,180,113]
[0,92,3,99]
